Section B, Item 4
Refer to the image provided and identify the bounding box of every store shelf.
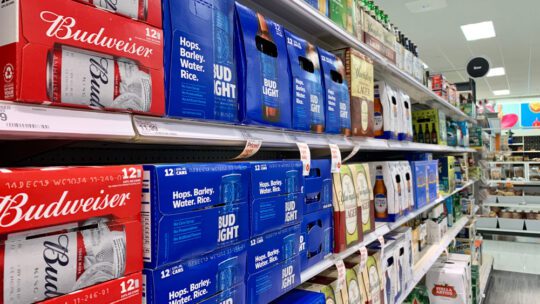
[479,254,494,304]
[485,180,540,186]
[241,0,475,124]
[0,101,476,153]
[487,161,540,165]
[509,143,524,146]
[477,227,540,237]
[300,180,476,283]
[483,203,540,209]
[509,151,540,153]
[397,216,470,304]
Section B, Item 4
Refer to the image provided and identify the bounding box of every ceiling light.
[493,89,510,96]
[486,67,505,77]
[461,21,496,41]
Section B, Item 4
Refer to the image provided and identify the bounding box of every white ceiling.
[377,0,540,100]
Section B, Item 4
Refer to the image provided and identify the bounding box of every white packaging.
[427,254,472,304]
[398,91,413,141]
[382,239,400,304]
[399,161,414,213]
[426,217,448,244]
[374,81,398,139]
[369,162,402,221]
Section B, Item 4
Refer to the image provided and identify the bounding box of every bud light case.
[272,289,326,304]
[235,3,292,128]
[251,193,303,237]
[163,0,238,122]
[0,0,165,115]
[246,256,301,303]
[285,30,325,132]
[198,283,245,304]
[304,159,333,215]
[318,47,351,135]
[143,242,247,304]
[410,161,428,210]
[249,161,303,200]
[248,224,301,275]
[142,163,250,268]
[299,207,333,271]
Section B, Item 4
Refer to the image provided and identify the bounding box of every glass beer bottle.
[373,165,388,218]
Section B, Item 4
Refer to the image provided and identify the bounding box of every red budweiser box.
[75,0,162,28]
[0,165,143,303]
[38,272,142,304]
[430,74,448,91]
[0,0,164,116]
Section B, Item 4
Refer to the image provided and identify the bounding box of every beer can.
[47,45,152,112]
[79,0,148,21]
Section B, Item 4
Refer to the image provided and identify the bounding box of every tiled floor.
[484,270,540,304]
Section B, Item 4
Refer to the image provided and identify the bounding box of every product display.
[413,109,448,146]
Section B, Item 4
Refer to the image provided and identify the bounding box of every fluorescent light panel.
[487,67,505,77]
[493,89,510,96]
[461,21,496,41]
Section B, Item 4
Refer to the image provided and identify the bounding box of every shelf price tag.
[329,144,342,173]
[135,119,159,136]
[359,246,368,271]
[343,145,361,163]
[233,138,262,160]
[334,259,346,291]
[297,142,311,176]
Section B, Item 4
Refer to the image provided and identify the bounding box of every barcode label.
[6,122,50,129]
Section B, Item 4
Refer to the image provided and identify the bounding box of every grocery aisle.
[484,271,540,304]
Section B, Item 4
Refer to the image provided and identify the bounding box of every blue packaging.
[143,242,247,304]
[304,159,333,215]
[235,3,292,128]
[248,224,301,274]
[410,161,428,210]
[427,160,439,203]
[163,0,238,122]
[250,161,303,200]
[143,163,250,268]
[247,256,301,303]
[303,0,329,17]
[285,30,325,132]
[251,193,304,237]
[299,208,333,271]
[318,47,351,135]
[272,289,326,304]
[198,283,245,304]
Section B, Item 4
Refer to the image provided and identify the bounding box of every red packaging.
[39,272,142,304]
[433,89,448,101]
[75,0,162,28]
[430,74,446,91]
[0,0,164,116]
[0,165,143,304]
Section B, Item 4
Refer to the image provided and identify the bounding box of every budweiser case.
[39,272,143,304]
[0,0,164,115]
[76,0,162,28]
[142,163,250,268]
[0,165,144,304]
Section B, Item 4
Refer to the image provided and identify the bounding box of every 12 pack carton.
[142,163,250,268]
[0,0,165,115]
[246,256,301,303]
[272,288,326,304]
[304,159,333,215]
[285,30,325,132]
[299,207,333,270]
[143,242,247,304]
[163,0,238,122]
[235,3,292,128]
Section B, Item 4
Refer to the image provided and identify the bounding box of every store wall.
[494,97,540,136]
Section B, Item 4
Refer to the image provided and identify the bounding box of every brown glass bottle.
[431,122,438,144]
[256,13,280,123]
[374,86,384,137]
[373,165,388,218]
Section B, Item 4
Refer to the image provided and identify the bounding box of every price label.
[296,142,311,176]
[233,138,262,160]
[329,144,342,173]
[135,119,159,135]
[334,259,346,291]
[359,246,368,271]
[343,145,361,163]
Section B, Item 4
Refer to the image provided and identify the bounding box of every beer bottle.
[373,165,388,218]
[374,84,384,137]
[256,13,280,122]
[418,124,424,143]
[431,122,438,144]
[424,123,431,144]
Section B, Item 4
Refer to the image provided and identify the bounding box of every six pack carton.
[349,163,375,234]
[319,47,352,135]
[438,156,455,194]
[344,254,370,304]
[363,249,385,304]
[249,161,303,236]
[235,3,292,128]
[399,161,415,214]
[163,0,238,122]
[297,279,342,304]
[142,163,250,268]
[332,164,363,252]
[304,159,333,214]
[0,0,165,115]
[304,0,329,16]
[0,165,144,303]
[369,161,404,222]
[374,81,398,139]
[329,0,354,33]
[143,242,247,304]
[299,208,333,270]
[398,90,413,141]
[335,47,375,137]
[285,30,325,132]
